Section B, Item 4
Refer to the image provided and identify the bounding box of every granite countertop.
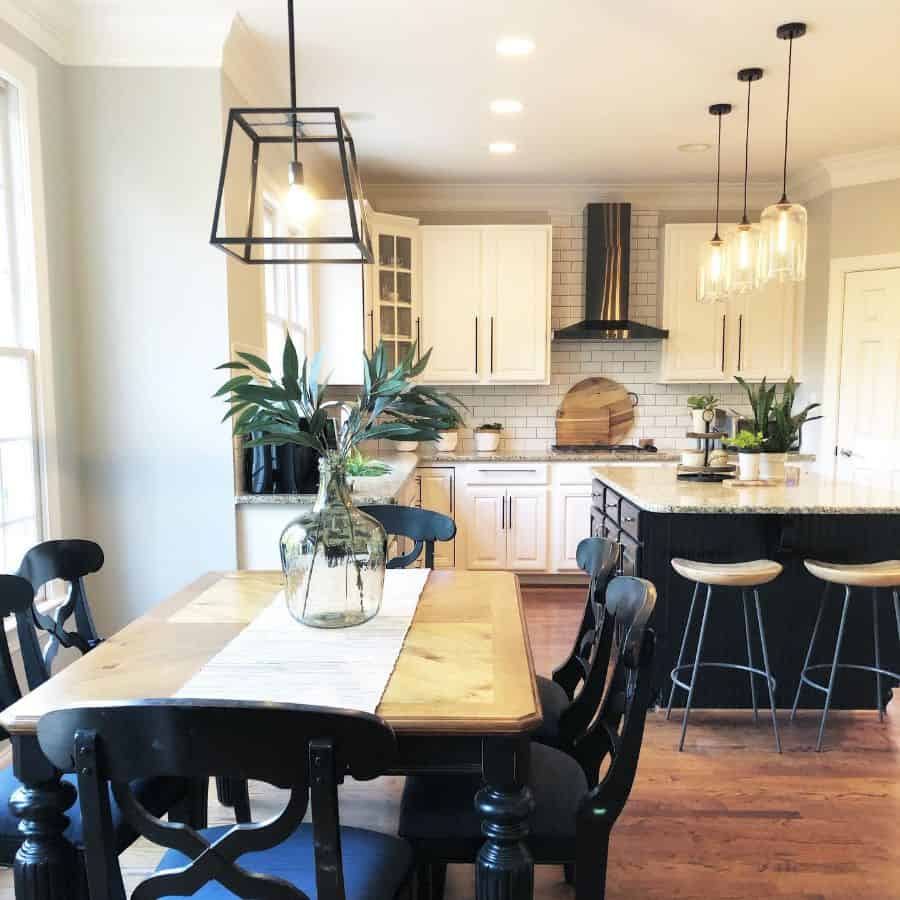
[235,453,419,506]
[591,463,900,515]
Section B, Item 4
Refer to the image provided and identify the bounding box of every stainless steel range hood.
[553,202,668,341]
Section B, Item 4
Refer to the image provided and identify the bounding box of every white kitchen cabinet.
[419,225,551,385]
[506,486,549,571]
[465,486,508,569]
[419,227,482,383]
[552,487,592,571]
[660,223,801,383]
[482,227,551,383]
[413,466,456,568]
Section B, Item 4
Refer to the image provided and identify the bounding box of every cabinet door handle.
[721,314,726,373]
[737,313,743,371]
[416,317,421,361]
[478,468,537,473]
[368,310,374,355]
[501,494,506,530]
[474,316,479,373]
[508,495,513,529]
[490,316,494,374]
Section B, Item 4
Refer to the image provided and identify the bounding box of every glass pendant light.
[725,67,763,295]
[760,22,808,284]
[697,103,732,304]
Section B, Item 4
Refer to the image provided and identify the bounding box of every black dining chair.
[15,539,105,688]
[0,575,204,868]
[398,575,657,900]
[533,537,620,775]
[37,700,416,900]
[359,504,456,569]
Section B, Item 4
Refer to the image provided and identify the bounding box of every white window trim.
[0,43,61,542]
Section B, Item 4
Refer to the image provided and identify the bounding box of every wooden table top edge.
[0,568,544,738]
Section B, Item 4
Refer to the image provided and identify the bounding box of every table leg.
[474,736,534,900]
[9,735,78,900]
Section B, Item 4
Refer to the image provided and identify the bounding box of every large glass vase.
[280,455,386,627]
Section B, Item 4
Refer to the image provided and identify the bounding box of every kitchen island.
[591,463,900,709]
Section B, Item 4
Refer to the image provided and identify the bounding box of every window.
[0,77,41,572]
[263,200,313,379]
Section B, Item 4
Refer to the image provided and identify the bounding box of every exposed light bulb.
[777,207,789,253]
[285,160,315,225]
[496,36,535,56]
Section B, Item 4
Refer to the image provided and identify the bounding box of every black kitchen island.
[591,463,900,710]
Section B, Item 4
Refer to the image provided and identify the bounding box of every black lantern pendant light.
[760,22,808,284]
[210,0,372,264]
[725,67,763,294]
[697,103,732,304]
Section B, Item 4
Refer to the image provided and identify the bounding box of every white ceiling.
[16,0,900,186]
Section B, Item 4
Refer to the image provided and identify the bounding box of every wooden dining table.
[1,569,543,900]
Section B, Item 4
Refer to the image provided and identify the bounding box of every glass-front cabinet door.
[366,213,420,370]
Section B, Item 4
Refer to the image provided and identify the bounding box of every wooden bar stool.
[667,558,783,752]
[793,560,900,751]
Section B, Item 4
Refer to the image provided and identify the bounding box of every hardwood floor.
[1,585,898,899]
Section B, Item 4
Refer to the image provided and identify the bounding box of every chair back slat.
[38,701,397,900]
[16,539,104,687]
[359,504,456,569]
[0,576,33,728]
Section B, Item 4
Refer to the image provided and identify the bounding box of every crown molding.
[365,180,783,213]
[788,162,832,204]
[0,0,74,62]
[820,145,900,191]
[222,15,281,107]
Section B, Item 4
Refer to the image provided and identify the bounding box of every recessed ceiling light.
[678,142,712,153]
[490,99,524,115]
[489,141,517,155]
[496,36,535,56]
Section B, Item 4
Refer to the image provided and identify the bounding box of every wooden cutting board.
[556,377,637,446]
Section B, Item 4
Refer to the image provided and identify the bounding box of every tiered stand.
[676,412,736,482]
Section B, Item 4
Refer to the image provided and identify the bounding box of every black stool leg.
[873,588,884,723]
[791,584,828,721]
[817,586,851,752]
[666,581,700,720]
[754,589,781,753]
[741,589,759,724]
[678,584,712,752]
[893,590,900,643]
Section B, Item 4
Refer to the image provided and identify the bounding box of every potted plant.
[734,376,820,481]
[724,430,765,480]
[215,336,461,627]
[434,405,467,453]
[394,439,419,453]
[687,394,718,433]
[474,422,503,453]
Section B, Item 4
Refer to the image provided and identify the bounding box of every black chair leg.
[576,826,610,900]
[431,862,447,900]
[564,862,576,885]
[216,775,252,823]
[169,777,209,829]
[415,862,432,900]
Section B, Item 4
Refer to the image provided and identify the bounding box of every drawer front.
[602,486,622,524]
[618,531,641,577]
[619,499,641,540]
[465,463,549,485]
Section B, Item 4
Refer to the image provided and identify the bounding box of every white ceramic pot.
[474,430,501,452]
[738,452,760,481]
[759,452,787,481]
[681,449,705,467]
[691,409,707,433]
[435,430,458,453]
[395,441,419,453]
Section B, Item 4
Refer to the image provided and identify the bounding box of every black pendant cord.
[714,112,722,241]
[780,35,793,203]
[741,77,751,226]
[288,0,298,164]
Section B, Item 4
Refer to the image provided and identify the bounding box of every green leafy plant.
[687,393,718,411]
[723,430,765,452]
[476,422,503,432]
[732,375,821,453]
[345,450,391,478]
[214,335,464,460]
[436,405,467,431]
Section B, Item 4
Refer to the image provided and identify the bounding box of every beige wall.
[829,179,900,258]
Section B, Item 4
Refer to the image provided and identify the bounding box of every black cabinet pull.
[737,313,743,371]
[416,317,421,361]
[490,316,494,373]
[721,314,726,373]
[474,317,479,373]
[501,494,505,530]
[509,495,513,529]
[368,310,374,355]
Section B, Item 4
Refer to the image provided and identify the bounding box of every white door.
[465,486,507,569]
[418,468,455,568]
[733,280,796,381]
[419,227,482,383]
[835,267,900,489]
[660,223,734,382]
[506,486,549,571]
[483,227,550,383]
[552,487,592,572]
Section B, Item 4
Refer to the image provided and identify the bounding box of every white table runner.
[175,568,430,713]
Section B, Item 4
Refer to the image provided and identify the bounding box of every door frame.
[819,251,900,468]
